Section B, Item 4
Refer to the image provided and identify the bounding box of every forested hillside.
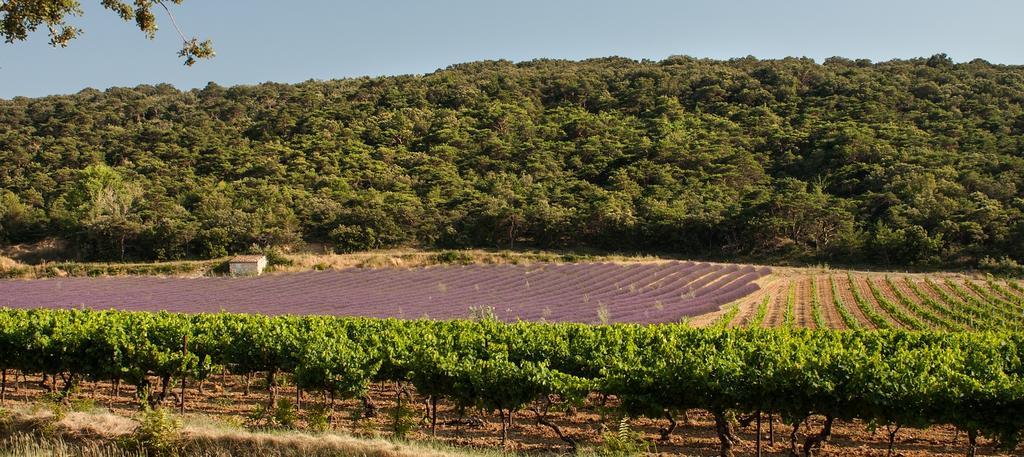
[1,54,1023,269]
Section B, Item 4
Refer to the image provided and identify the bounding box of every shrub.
[126,407,180,457]
[249,245,294,267]
[597,417,651,456]
[210,260,230,275]
[979,256,1024,278]
[272,398,298,429]
[305,404,331,433]
[433,250,473,265]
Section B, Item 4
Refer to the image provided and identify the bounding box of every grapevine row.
[847,273,892,329]
[986,278,1024,309]
[902,278,972,331]
[1010,281,1024,295]
[924,279,999,331]
[829,275,861,329]
[0,308,1021,457]
[712,302,742,329]
[865,277,926,330]
[747,294,771,328]
[966,280,1023,316]
[883,277,957,332]
[783,281,796,328]
[944,280,1019,330]
[810,276,825,328]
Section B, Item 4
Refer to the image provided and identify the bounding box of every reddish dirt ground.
[796,276,815,329]
[832,275,877,329]
[762,284,788,328]
[816,275,848,330]
[726,293,762,328]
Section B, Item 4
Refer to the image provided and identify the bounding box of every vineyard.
[708,271,1024,332]
[0,261,770,324]
[0,308,1021,457]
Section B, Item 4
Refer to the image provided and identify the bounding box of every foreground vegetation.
[0,308,1021,456]
[0,408,494,457]
[2,55,1023,272]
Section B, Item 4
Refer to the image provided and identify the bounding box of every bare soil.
[832,275,877,329]
[816,275,848,330]
[724,292,761,328]
[796,276,815,329]
[762,283,788,328]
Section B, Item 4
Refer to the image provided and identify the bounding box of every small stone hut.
[229,255,268,276]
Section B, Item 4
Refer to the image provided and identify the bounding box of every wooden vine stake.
[180,334,188,414]
[755,410,762,457]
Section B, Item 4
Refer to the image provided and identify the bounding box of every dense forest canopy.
[1,54,1023,269]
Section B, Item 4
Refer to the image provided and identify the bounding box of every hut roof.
[230,255,266,263]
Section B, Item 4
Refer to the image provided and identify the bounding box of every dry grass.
[0,256,28,279]
[0,407,507,457]
[2,408,138,440]
[0,256,22,270]
[280,248,666,272]
[0,433,144,457]
[180,427,492,457]
[767,263,987,280]
[0,238,71,264]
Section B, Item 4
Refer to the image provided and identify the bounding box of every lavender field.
[0,261,769,323]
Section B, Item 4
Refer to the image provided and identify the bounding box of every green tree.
[56,164,144,259]
[1,0,212,64]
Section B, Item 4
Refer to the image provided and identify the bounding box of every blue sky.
[1,0,1021,98]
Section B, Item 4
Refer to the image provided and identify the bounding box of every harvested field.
[0,261,769,324]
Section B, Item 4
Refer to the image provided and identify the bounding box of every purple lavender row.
[0,262,768,323]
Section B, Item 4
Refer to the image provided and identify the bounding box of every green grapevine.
[748,294,771,328]
[783,282,796,328]
[810,276,825,328]
[848,274,891,329]
[829,275,861,329]
[866,277,925,330]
